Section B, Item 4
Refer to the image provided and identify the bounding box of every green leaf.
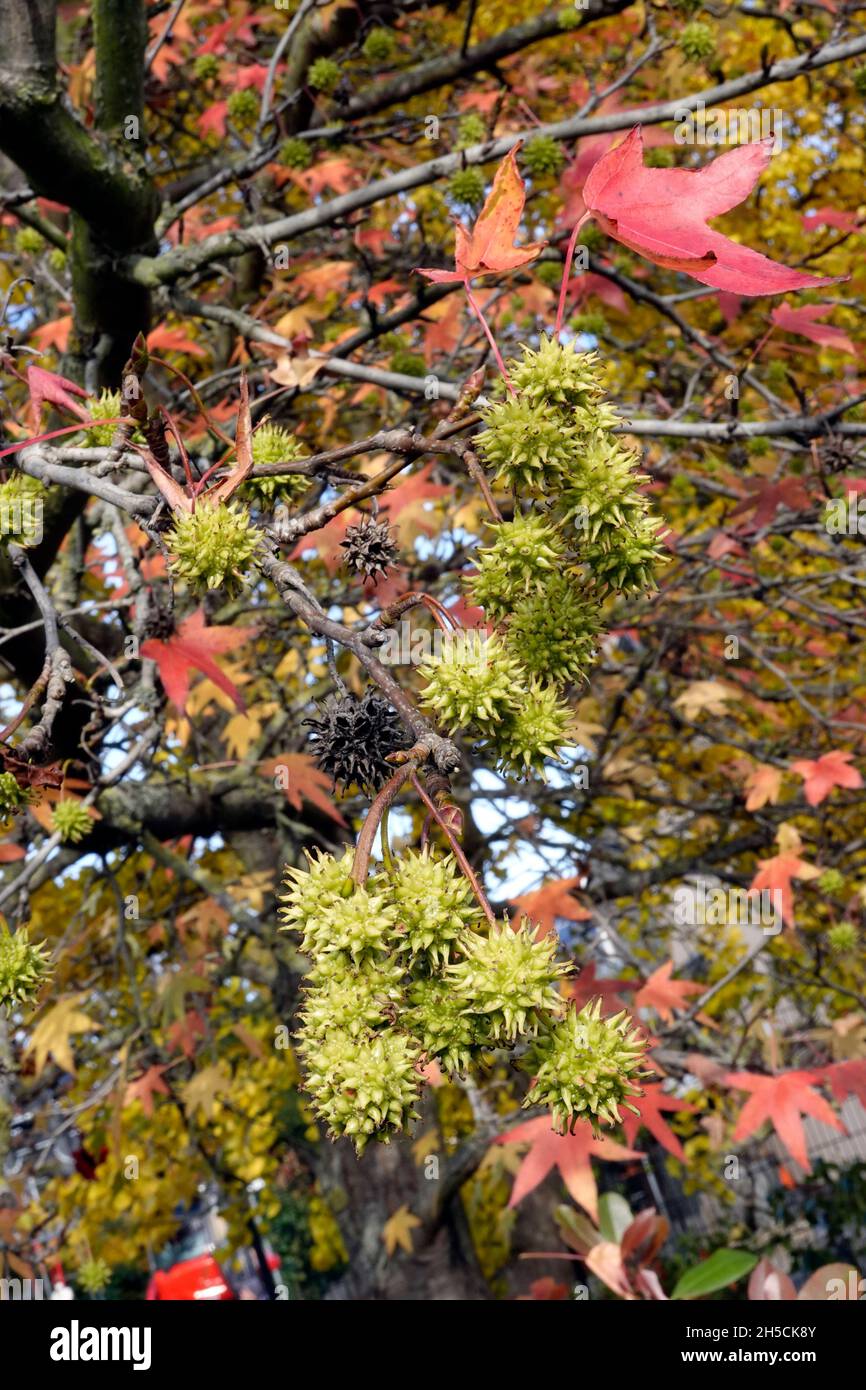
[598,1192,633,1245]
[671,1249,758,1301]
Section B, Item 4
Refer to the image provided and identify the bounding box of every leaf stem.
[463,281,516,396]
[555,212,590,338]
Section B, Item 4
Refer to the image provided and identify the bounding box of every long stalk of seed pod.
[379,803,396,875]
[463,281,516,397]
[351,760,418,885]
[555,211,590,338]
[410,773,497,929]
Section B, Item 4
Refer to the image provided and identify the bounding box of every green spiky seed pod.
[193,53,220,82]
[475,397,579,493]
[227,88,259,127]
[446,917,569,1042]
[280,848,356,937]
[571,311,607,336]
[363,27,395,61]
[457,113,487,147]
[581,512,668,594]
[406,976,489,1076]
[559,5,583,29]
[14,227,44,256]
[309,57,340,93]
[492,678,575,777]
[167,501,259,594]
[523,998,649,1134]
[278,137,313,170]
[300,955,406,1041]
[389,348,427,378]
[0,475,47,548]
[468,514,567,620]
[77,1258,112,1295]
[448,168,486,206]
[535,260,563,288]
[48,247,67,273]
[418,631,526,734]
[50,799,93,844]
[855,65,866,98]
[380,848,480,967]
[818,868,846,896]
[295,883,399,964]
[240,423,307,507]
[298,1025,421,1152]
[829,921,857,953]
[504,575,600,685]
[507,336,609,415]
[0,925,51,1014]
[85,390,124,448]
[0,770,33,819]
[559,429,652,538]
[522,135,565,179]
[679,21,715,63]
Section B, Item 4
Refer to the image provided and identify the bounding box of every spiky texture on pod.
[504,575,600,686]
[280,848,356,937]
[507,337,610,418]
[304,690,412,795]
[15,227,44,256]
[0,474,47,548]
[522,135,565,179]
[475,398,579,493]
[447,917,569,1042]
[227,88,259,127]
[295,883,399,964]
[298,1026,421,1152]
[522,998,650,1134]
[167,501,259,594]
[559,433,650,539]
[85,390,124,448]
[581,512,668,594]
[829,922,857,953]
[492,678,575,778]
[380,848,480,966]
[406,976,489,1076]
[0,769,33,818]
[467,514,567,619]
[0,925,51,1013]
[278,136,312,169]
[679,21,716,63]
[309,57,340,92]
[457,113,487,147]
[240,423,307,507]
[76,1258,112,1295]
[389,348,426,378]
[300,955,406,1040]
[449,168,486,206]
[418,631,526,734]
[193,52,220,82]
[818,868,845,896]
[50,799,93,844]
[363,27,395,61]
[340,516,400,581]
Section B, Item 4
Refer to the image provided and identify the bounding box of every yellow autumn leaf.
[182,1063,232,1120]
[382,1204,422,1256]
[25,996,99,1075]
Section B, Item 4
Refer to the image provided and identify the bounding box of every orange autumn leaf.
[744,763,783,811]
[509,874,591,937]
[417,147,545,283]
[790,749,862,807]
[633,960,704,1023]
[725,1070,844,1172]
[495,1115,639,1223]
[259,752,347,827]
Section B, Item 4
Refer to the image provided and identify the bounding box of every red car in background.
[146,1207,280,1301]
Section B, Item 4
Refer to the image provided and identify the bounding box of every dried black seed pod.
[340,516,400,581]
[304,690,412,796]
